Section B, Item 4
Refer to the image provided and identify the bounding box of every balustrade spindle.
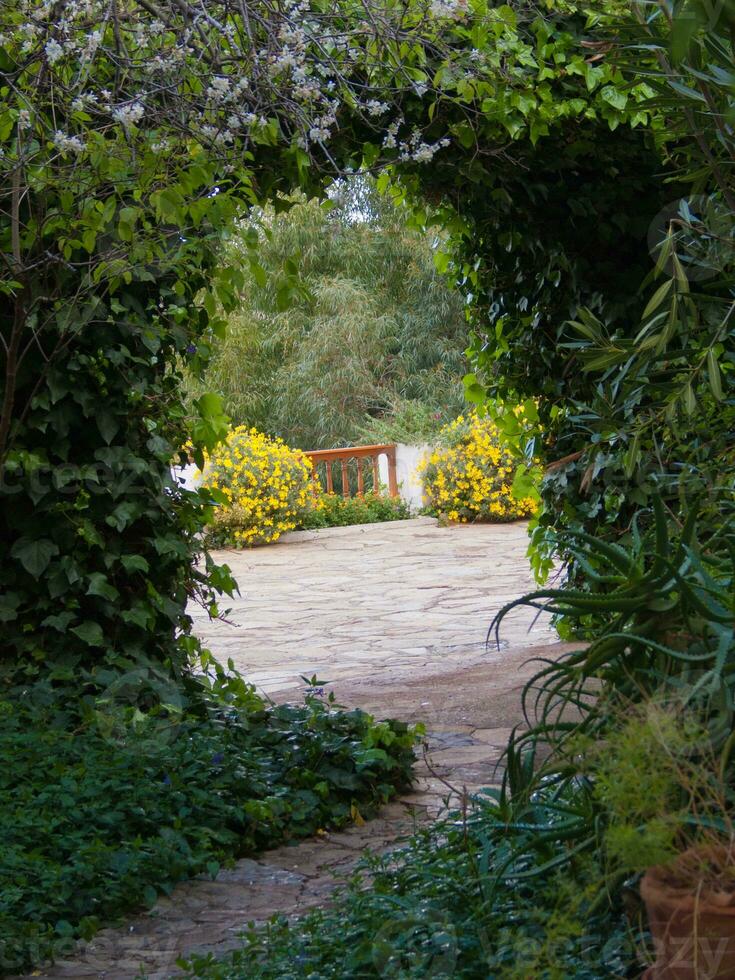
[340,459,349,497]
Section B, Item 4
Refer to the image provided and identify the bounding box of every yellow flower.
[201,427,317,548]
[419,411,539,525]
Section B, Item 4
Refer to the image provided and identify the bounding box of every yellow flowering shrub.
[201,426,316,546]
[420,413,538,523]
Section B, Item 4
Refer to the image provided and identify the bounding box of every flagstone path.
[23,518,572,980]
[189,517,554,694]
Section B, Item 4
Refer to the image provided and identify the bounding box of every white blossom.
[53,130,85,154]
[82,30,102,60]
[206,75,232,102]
[365,99,389,117]
[111,102,145,129]
[412,142,435,163]
[429,0,467,18]
[45,38,64,64]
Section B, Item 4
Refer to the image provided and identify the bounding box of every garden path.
[190,517,554,693]
[24,518,572,980]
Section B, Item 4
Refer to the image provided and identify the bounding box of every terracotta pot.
[641,845,735,979]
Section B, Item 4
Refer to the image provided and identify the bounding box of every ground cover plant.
[0,677,417,975]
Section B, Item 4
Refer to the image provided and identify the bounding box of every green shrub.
[299,492,411,529]
[0,683,417,975]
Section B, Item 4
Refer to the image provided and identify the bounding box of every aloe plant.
[491,493,735,771]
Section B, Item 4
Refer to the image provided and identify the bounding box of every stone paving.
[190,517,555,694]
[23,518,572,980]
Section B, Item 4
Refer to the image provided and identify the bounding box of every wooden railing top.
[305,443,396,461]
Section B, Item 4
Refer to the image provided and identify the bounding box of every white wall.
[379,443,430,510]
[171,462,202,492]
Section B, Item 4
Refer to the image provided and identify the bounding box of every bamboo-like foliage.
[184,183,468,449]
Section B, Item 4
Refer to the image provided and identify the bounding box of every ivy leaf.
[71,621,105,646]
[11,538,59,576]
[41,611,77,632]
[86,573,120,601]
[120,555,150,573]
[122,605,152,628]
[0,592,21,623]
[97,412,119,445]
[600,86,627,111]
[106,503,139,532]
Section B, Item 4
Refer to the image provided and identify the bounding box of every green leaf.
[567,316,602,342]
[683,382,696,415]
[106,503,139,532]
[71,621,105,646]
[11,538,59,576]
[250,260,268,287]
[707,349,723,400]
[0,592,20,623]
[196,392,226,419]
[117,206,140,242]
[121,605,152,628]
[97,413,119,445]
[86,572,120,601]
[511,465,540,502]
[600,86,627,111]
[120,554,150,573]
[276,284,293,310]
[433,250,450,274]
[641,279,674,320]
[41,611,76,632]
